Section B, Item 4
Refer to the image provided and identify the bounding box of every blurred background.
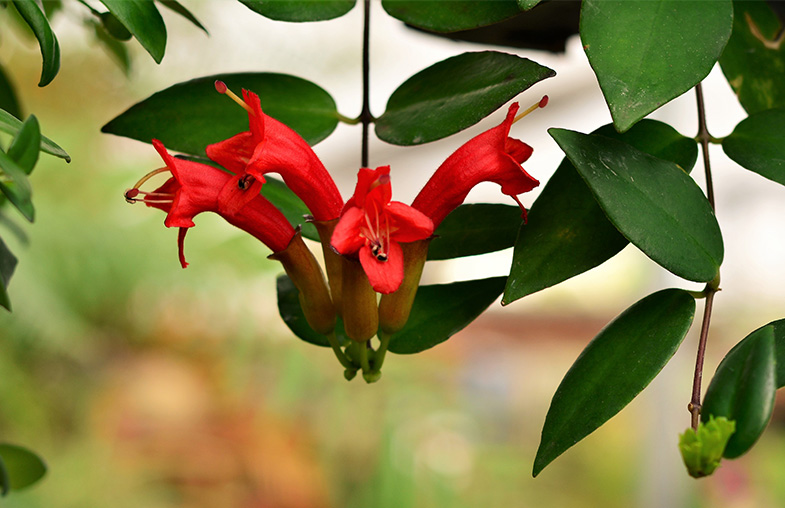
[1,1,785,507]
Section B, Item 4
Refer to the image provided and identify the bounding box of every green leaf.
[0,455,7,496]
[0,150,34,222]
[382,0,522,32]
[8,115,41,174]
[517,0,541,9]
[0,108,70,162]
[702,325,777,458]
[99,11,133,40]
[92,20,132,75]
[549,128,722,282]
[427,203,522,261]
[261,178,319,241]
[102,73,338,155]
[158,0,208,33]
[98,0,167,63]
[719,0,785,114]
[0,444,47,491]
[533,288,695,476]
[581,0,733,132]
[239,0,356,22]
[388,276,506,354]
[773,319,785,386]
[11,0,61,86]
[722,107,785,187]
[504,120,698,303]
[376,51,554,146]
[0,236,17,312]
[0,64,22,119]
[679,416,736,478]
[276,274,348,347]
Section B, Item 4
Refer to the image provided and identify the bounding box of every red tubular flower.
[411,102,539,228]
[331,166,434,294]
[205,88,343,221]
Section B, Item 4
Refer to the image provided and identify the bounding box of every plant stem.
[689,82,719,430]
[326,331,356,371]
[360,0,372,168]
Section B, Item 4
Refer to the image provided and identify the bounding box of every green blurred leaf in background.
[239,0,357,22]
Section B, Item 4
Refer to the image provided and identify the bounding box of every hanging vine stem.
[688,82,720,430]
[360,0,372,168]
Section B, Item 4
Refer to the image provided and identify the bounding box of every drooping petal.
[331,206,366,255]
[359,241,404,294]
[177,227,189,268]
[385,201,434,243]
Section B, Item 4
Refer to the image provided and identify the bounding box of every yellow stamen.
[125,166,171,204]
[215,80,254,115]
[513,95,549,124]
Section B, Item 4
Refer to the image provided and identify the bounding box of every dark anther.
[124,189,139,204]
[371,242,388,262]
[238,174,255,190]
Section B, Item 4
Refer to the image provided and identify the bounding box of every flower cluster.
[126,82,543,382]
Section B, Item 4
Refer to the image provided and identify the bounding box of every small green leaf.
[505,120,698,304]
[719,0,785,114]
[581,0,733,132]
[8,115,41,174]
[102,73,338,155]
[0,64,22,119]
[382,0,522,32]
[679,416,736,478]
[261,178,319,241]
[99,0,167,63]
[239,0,356,22]
[0,236,17,311]
[723,107,785,187]
[549,128,722,282]
[0,444,47,491]
[158,0,208,33]
[388,276,506,354]
[11,0,61,86]
[702,325,777,458]
[276,274,348,347]
[427,204,522,261]
[0,108,70,162]
[0,150,34,222]
[99,11,133,40]
[376,51,554,145]
[377,51,553,146]
[533,288,695,476]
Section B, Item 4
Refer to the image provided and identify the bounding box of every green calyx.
[679,416,736,478]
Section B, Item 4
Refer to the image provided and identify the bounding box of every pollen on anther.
[214,80,228,94]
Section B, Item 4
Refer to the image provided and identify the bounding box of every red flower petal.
[331,206,366,255]
[359,241,404,294]
[385,201,434,243]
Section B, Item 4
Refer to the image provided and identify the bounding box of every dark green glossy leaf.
[158,0,208,33]
[427,204,522,261]
[239,0,356,22]
[518,0,541,9]
[0,444,47,491]
[99,11,132,40]
[504,120,698,303]
[0,454,8,496]
[774,319,785,386]
[723,107,785,187]
[533,289,695,476]
[0,237,17,312]
[99,0,167,63]
[376,51,554,145]
[0,65,22,119]
[388,276,506,354]
[261,178,319,241]
[702,325,777,458]
[8,115,41,174]
[12,0,61,86]
[549,128,722,282]
[720,0,785,114]
[0,150,34,222]
[0,109,70,162]
[102,73,338,155]
[92,20,132,75]
[276,274,348,347]
[382,0,521,32]
[581,0,732,132]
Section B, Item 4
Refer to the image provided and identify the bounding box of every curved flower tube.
[411,102,540,228]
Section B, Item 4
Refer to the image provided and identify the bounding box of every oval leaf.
[8,115,41,174]
[0,64,22,119]
[0,109,70,162]
[375,51,554,145]
[158,0,208,33]
[276,274,348,347]
[701,325,777,458]
[0,151,34,222]
[382,0,522,32]
[581,0,733,132]
[549,128,722,282]
[0,444,47,491]
[505,120,698,304]
[102,73,338,155]
[387,276,506,354]
[719,0,785,114]
[239,0,356,22]
[533,288,696,476]
[12,0,61,86]
[427,203,522,261]
[261,178,319,241]
[723,107,785,187]
[99,0,167,63]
